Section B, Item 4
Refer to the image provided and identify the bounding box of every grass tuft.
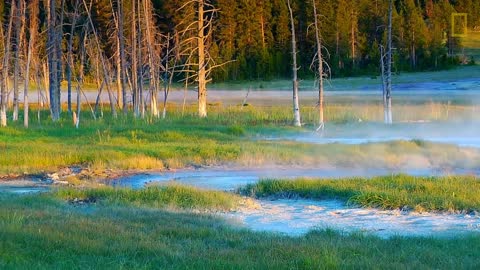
[240,175,480,212]
[52,185,242,211]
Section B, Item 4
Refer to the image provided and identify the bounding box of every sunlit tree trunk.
[287,0,301,127]
[312,0,325,130]
[1,0,15,127]
[24,0,38,128]
[197,0,207,118]
[137,0,145,119]
[76,33,87,129]
[143,0,159,118]
[131,0,139,117]
[117,0,127,114]
[13,0,26,122]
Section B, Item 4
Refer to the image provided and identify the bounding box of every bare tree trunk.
[137,0,145,119]
[198,0,207,118]
[115,39,122,109]
[131,0,139,117]
[385,0,393,124]
[287,0,301,127]
[13,0,26,122]
[57,0,65,114]
[42,63,50,108]
[163,33,179,119]
[118,0,127,114]
[312,0,324,130]
[1,0,15,127]
[143,0,159,118]
[24,0,38,128]
[260,14,266,50]
[76,32,87,128]
[67,0,80,114]
[47,0,61,121]
[82,0,117,118]
[380,45,387,122]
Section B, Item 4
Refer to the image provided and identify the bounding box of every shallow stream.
[112,168,480,238]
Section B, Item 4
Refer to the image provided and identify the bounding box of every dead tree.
[75,30,88,128]
[131,0,140,117]
[287,0,301,127]
[197,0,207,118]
[1,0,15,127]
[13,0,26,122]
[66,0,81,114]
[82,0,117,118]
[379,0,393,124]
[24,0,39,128]
[379,44,387,122]
[136,0,145,118]
[383,0,393,124]
[162,33,180,119]
[312,0,329,131]
[142,0,161,118]
[116,0,127,114]
[47,0,62,121]
[178,0,229,118]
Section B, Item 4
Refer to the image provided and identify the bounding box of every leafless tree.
[82,0,117,118]
[178,0,230,118]
[116,0,127,113]
[380,0,393,124]
[1,0,15,127]
[24,0,39,128]
[13,0,26,122]
[311,0,330,131]
[66,0,81,114]
[287,0,301,127]
[47,0,62,121]
[385,0,393,124]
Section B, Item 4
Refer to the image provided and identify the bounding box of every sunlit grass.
[0,192,479,269]
[1,104,480,175]
[240,175,480,212]
[52,185,242,211]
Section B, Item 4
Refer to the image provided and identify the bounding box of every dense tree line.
[0,0,478,126]
[200,0,478,80]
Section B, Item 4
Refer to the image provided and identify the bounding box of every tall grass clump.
[240,175,480,212]
[53,185,242,211]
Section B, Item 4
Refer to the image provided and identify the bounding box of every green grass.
[0,192,479,269]
[52,185,242,211]
[240,175,480,212]
[1,105,480,175]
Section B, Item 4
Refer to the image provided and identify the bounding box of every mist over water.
[275,122,480,148]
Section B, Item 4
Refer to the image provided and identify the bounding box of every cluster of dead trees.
[289,0,394,129]
[0,0,395,129]
[0,0,223,128]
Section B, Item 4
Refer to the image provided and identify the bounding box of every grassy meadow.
[1,189,479,269]
[1,103,480,176]
[2,87,480,268]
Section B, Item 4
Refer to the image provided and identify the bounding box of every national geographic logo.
[451,13,468,38]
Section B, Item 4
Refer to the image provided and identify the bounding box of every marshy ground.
[1,68,480,268]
